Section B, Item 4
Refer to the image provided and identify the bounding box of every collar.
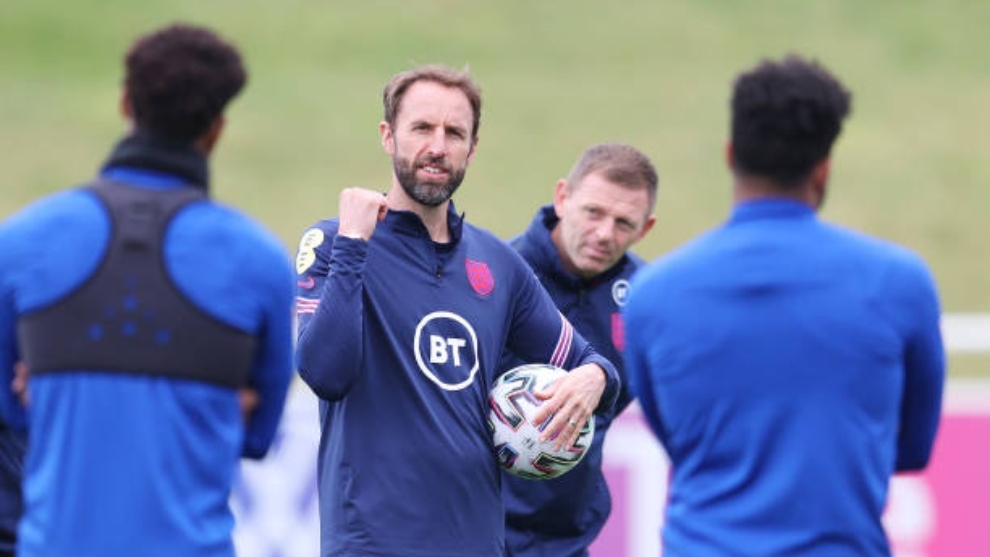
[729,198,816,224]
[381,200,465,244]
[100,130,209,190]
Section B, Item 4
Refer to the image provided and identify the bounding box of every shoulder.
[296,218,340,251]
[0,189,106,260]
[2,189,103,232]
[466,223,528,257]
[823,222,936,285]
[175,201,293,287]
[462,222,535,279]
[631,228,719,286]
[188,201,288,258]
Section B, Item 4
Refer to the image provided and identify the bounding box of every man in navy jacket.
[502,143,658,557]
[295,65,620,557]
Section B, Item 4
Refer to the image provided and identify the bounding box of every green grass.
[2,0,988,373]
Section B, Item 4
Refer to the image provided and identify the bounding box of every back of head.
[731,55,852,188]
[382,64,483,139]
[567,143,659,212]
[125,23,247,142]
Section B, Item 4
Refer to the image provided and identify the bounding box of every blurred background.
[3,1,988,555]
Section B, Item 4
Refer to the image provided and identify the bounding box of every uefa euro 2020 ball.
[488,363,595,480]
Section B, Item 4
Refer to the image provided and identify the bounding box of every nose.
[426,129,448,156]
[592,221,615,243]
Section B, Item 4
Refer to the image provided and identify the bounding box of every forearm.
[296,236,368,401]
[575,350,619,415]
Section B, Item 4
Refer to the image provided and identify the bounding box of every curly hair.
[383,65,482,139]
[731,55,852,188]
[125,23,247,141]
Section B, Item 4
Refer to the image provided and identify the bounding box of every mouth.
[584,247,612,264]
[416,158,450,177]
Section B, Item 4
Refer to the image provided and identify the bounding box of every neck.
[386,185,451,242]
[732,176,818,208]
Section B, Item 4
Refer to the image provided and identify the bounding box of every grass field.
[2,0,988,375]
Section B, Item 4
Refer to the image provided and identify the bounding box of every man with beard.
[294,64,620,557]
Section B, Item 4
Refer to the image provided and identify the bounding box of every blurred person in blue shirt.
[0,22,294,557]
[624,54,945,557]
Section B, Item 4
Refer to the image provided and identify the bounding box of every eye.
[616,220,636,233]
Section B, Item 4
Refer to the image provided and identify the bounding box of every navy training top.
[295,202,620,557]
[502,205,641,557]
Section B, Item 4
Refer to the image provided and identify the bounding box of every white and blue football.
[488,363,594,480]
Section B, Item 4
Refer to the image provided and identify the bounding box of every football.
[488,363,595,480]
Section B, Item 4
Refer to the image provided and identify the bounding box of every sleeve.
[294,226,369,401]
[622,273,669,445]
[241,246,296,459]
[894,261,946,472]
[0,226,27,432]
[0,294,26,432]
[505,269,620,414]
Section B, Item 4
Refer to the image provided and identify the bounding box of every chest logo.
[466,259,494,296]
[611,279,631,307]
[414,311,480,391]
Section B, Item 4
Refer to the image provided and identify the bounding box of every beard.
[392,153,466,207]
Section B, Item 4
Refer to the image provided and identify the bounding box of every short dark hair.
[383,65,482,139]
[125,23,247,141]
[567,143,659,212]
[730,54,851,188]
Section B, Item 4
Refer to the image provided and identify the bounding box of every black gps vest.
[17,180,256,388]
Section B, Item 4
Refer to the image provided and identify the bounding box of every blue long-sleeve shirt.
[0,136,295,557]
[502,205,640,557]
[624,199,945,557]
[294,203,619,557]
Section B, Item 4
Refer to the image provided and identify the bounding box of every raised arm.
[295,188,389,401]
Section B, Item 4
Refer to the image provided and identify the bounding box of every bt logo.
[413,311,479,391]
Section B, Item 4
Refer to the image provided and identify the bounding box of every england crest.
[465,259,494,296]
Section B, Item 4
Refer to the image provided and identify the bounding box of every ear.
[635,214,657,242]
[812,158,831,184]
[725,141,735,171]
[810,158,831,208]
[120,89,134,120]
[466,135,480,164]
[195,117,225,155]
[552,178,569,217]
[380,121,395,156]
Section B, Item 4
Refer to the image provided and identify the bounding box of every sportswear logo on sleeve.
[296,229,325,274]
[297,276,316,289]
[549,315,574,368]
[466,259,494,296]
[296,296,319,315]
